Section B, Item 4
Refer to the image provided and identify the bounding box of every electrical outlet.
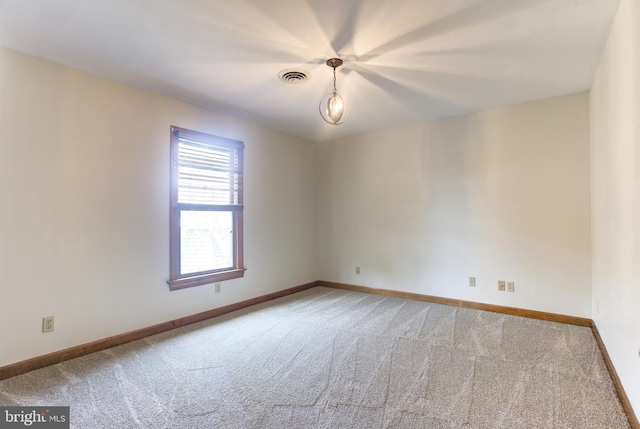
[507,281,515,292]
[215,283,221,294]
[498,281,506,291]
[469,277,476,287]
[356,266,361,275]
[42,316,55,333]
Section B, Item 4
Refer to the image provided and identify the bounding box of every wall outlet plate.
[469,277,476,287]
[498,281,506,291]
[507,281,515,292]
[42,316,55,333]
[215,283,221,293]
[356,266,361,275]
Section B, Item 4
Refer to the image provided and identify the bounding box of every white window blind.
[174,131,243,210]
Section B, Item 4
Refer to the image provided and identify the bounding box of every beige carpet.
[0,287,630,428]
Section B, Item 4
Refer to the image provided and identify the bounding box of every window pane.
[180,211,233,275]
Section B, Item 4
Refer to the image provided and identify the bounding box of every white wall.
[318,93,591,317]
[0,47,318,367]
[590,0,640,415]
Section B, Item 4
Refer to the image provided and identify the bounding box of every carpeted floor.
[0,287,630,428]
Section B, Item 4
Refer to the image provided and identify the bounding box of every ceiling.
[0,0,621,142]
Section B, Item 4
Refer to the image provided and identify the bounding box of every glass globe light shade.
[319,92,350,125]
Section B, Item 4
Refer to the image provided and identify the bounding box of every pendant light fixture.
[319,58,350,125]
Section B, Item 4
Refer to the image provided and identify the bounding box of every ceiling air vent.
[278,68,311,84]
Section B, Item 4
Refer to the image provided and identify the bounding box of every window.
[168,126,245,290]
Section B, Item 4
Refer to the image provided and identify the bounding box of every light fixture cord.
[332,67,337,94]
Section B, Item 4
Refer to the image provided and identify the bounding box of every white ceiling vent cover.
[278,68,311,84]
